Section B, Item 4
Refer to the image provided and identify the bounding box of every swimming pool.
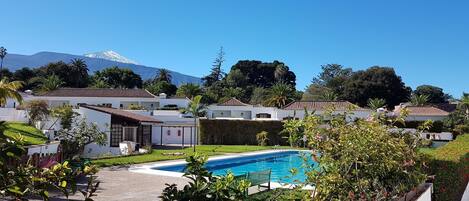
[141,150,316,183]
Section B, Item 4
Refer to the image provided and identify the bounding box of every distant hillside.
[3,51,201,86]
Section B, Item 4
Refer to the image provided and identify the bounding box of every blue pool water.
[153,151,316,183]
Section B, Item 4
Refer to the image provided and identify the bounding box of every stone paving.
[50,166,189,201]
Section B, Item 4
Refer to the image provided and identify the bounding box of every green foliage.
[176,83,202,99]
[24,100,50,127]
[393,120,445,133]
[127,104,145,110]
[154,68,172,83]
[297,109,426,200]
[0,121,100,200]
[160,153,250,201]
[248,188,310,201]
[39,74,64,92]
[414,85,447,103]
[264,82,295,108]
[367,98,386,110]
[56,118,107,159]
[90,79,111,88]
[230,60,296,88]
[303,64,352,101]
[92,66,143,88]
[202,47,226,87]
[0,78,23,106]
[35,60,89,88]
[249,87,268,105]
[51,105,79,130]
[256,131,269,146]
[410,94,429,106]
[343,66,411,107]
[423,134,469,201]
[199,119,286,145]
[145,81,177,96]
[281,119,304,147]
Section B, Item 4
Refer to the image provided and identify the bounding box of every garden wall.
[424,134,469,201]
[199,119,287,145]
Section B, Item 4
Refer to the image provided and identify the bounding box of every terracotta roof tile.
[283,101,366,111]
[217,98,250,106]
[396,106,449,116]
[38,88,155,98]
[81,105,162,123]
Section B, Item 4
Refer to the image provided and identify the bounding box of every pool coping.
[128,149,315,190]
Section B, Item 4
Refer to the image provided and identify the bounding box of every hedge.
[199,119,287,145]
[423,134,469,201]
[394,120,446,132]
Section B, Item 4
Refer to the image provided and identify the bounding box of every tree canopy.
[92,66,143,89]
[414,85,447,103]
[342,66,411,107]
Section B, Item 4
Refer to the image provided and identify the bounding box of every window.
[123,127,137,142]
[256,113,272,118]
[110,124,123,147]
[120,104,123,109]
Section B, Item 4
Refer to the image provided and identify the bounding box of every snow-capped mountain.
[84,50,139,64]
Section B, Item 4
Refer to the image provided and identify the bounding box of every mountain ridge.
[2,51,201,86]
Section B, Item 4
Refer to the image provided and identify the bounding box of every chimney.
[159,93,167,99]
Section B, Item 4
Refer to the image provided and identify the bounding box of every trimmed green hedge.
[423,134,469,201]
[199,119,287,145]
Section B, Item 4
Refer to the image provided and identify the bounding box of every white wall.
[159,98,190,108]
[76,107,118,157]
[207,105,280,120]
[152,126,196,145]
[0,108,28,122]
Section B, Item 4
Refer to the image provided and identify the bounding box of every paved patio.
[49,166,189,201]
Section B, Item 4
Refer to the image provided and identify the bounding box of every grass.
[92,145,293,167]
[2,122,48,145]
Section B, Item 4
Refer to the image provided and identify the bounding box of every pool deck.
[44,149,309,201]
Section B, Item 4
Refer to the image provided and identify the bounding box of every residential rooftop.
[81,105,163,123]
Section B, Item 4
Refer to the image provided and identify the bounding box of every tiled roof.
[283,101,366,111]
[217,98,250,106]
[38,88,156,98]
[81,105,163,123]
[395,106,449,116]
[432,103,457,113]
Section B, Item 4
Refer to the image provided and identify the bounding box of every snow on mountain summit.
[84,50,138,64]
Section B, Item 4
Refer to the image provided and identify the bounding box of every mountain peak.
[84,50,138,64]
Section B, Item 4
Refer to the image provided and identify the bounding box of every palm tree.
[321,90,338,101]
[0,78,24,106]
[264,82,295,108]
[367,98,386,110]
[0,47,7,78]
[176,83,202,99]
[69,59,89,87]
[410,94,429,106]
[154,68,172,83]
[40,75,64,92]
[181,95,207,152]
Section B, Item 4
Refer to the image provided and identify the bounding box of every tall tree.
[202,47,225,87]
[342,66,411,108]
[0,47,7,79]
[264,82,296,108]
[410,94,429,106]
[414,85,447,103]
[230,60,296,88]
[181,95,206,152]
[69,59,89,87]
[154,68,172,83]
[176,83,202,99]
[39,75,64,92]
[93,66,143,88]
[0,78,23,106]
[304,64,352,100]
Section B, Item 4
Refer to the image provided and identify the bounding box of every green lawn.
[93,145,292,167]
[2,122,48,145]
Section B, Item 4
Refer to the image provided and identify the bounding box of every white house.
[207,98,280,120]
[393,104,450,121]
[279,101,372,121]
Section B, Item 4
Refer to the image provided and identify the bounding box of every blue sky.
[2,0,468,97]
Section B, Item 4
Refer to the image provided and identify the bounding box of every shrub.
[453,124,469,136]
[256,131,269,146]
[127,104,144,110]
[199,119,286,145]
[160,154,250,201]
[24,100,50,127]
[300,110,427,200]
[423,134,469,201]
